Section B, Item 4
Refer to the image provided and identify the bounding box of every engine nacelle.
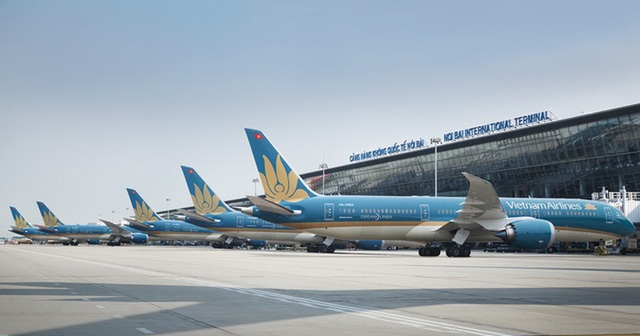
[87,239,101,245]
[495,219,556,250]
[356,240,385,250]
[131,233,149,244]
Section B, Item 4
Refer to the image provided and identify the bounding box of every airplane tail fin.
[10,206,33,229]
[180,166,232,215]
[244,128,318,203]
[126,189,162,222]
[36,201,65,227]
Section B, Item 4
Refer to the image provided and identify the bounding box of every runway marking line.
[136,327,154,334]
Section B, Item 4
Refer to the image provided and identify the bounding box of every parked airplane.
[180,165,355,252]
[124,188,234,245]
[8,206,69,243]
[99,219,149,245]
[35,201,146,245]
[242,128,637,257]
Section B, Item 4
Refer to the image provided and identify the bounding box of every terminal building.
[296,103,640,224]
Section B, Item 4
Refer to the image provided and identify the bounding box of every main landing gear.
[445,245,471,257]
[306,245,336,253]
[418,244,471,257]
[418,246,441,256]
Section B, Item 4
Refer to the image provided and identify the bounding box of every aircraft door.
[324,203,334,221]
[420,204,430,221]
[530,209,540,218]
[236,216,244,227]
[604,207,613,224]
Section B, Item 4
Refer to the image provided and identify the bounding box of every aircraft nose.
[621,217,637,237]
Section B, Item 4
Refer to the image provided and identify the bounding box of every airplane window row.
[359,208,418,214]
[506,210,598,217]
[564,211,598,217]
[507,210,531,216]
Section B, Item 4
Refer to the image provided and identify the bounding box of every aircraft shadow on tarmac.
[2,282,640,335]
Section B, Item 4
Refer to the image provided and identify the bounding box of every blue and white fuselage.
[35,201,115,244]
[39,224,113,243]
[9,226,70,242]
[182,207,336,246]
[247,195,634,243]
[126,218,230,242]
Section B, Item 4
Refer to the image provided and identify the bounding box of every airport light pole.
[166,198,171,219]
[319,163,328,195]
[252,178,259,196]
[430,137,442,197]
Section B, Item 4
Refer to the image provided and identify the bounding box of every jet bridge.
[592,187,639,254]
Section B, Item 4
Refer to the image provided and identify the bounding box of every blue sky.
[1,0,639,234]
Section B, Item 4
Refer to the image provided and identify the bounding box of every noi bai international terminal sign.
[443,110,552,143]
[349,111,552,163]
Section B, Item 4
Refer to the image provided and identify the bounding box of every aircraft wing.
[35,225,57,233]
[123,218,153,229]
[443,172,512,232]
[175,209,220,224]
[100,219,130,237]
[246,196,300,216]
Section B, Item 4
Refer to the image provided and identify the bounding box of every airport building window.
[301,104,640,200]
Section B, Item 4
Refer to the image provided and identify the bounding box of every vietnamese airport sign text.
[350,138,426,162]
[349,110,552,162]
[443,111,551,143]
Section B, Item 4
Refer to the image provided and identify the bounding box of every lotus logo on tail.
[261,154,309,203]
[14,215,28,229]
[134,201,160,222]
[191,184,227,215]
[43,211,61,227]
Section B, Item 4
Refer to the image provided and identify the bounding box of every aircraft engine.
[494,219,556,250]
[131,233,149,244]
[355,240,385,250]
[87,239,101,245]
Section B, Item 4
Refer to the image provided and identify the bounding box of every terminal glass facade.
[302,104,640,199]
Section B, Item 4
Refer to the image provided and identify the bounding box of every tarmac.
[1,244,640,336]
